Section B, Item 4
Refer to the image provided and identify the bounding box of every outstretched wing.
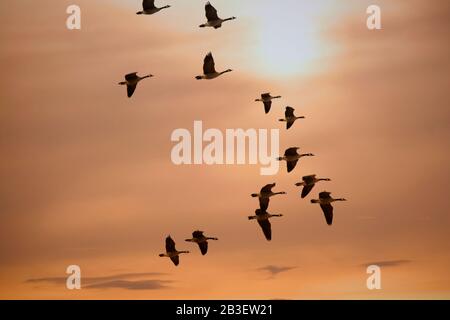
[170,255,179,266]
[319,191,331,200]
[165,236,176,252]
[301,184,315,198]
[205,2,219,21]
[203,52,216,74]
[285,107,295,118]
[143,0,156,10]
[285,147,299,157]
[127,84,137,98]
[286,119,295,130]
[198,242,208,255]
[320,204,333,225]
[259,197,269,211]
[192,230,203,238]
[287,160,298,173]
[258,219,272,241]
[125,72,138,81]
[261,183,275,194]
[263,100,272,114]
[303,175,316,184]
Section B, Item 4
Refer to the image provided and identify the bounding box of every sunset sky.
[0,0,449,299]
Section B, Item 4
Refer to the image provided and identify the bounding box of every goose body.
[199,2,236,29]
[159,236,189,266]
[295,175,331,198]
[185,230,218,255]
[279,106,305,130]
[195,52,232,80]
[136,0,170,15]
[255,93,282,114]
[118,72,153,98]
[248,209,283,241]
[311,191,347,226]
[251,183,286,211]
[277,147,314,173]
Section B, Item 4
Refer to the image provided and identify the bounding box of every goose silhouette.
[195,52,232,80]
[279,106,305,130]
[251,183,286,211]
[199,2,236,29]
[248,209,283,241]
[311,192,347,226]
[118,72,153,98]
[136,0,170,15]
[277,147,315,173]
[295,175,331,198]
[185,231,218,255]
[159,236,189,266]
[255,93,281,114]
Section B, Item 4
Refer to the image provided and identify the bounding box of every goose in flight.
[199,2,236,29]
[255,93,281,114]
[295,175,331,198]
[251,183,286,211]
[136,0,170,15]
[279,107,305,130]
[195,52,232,80]
[277,147,315,173]
[248,209,283,241]
[159,236,189,266]
[118,72,153,98]
[185,230,218,255]
[311,191,347,226]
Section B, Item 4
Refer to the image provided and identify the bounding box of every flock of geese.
[120,1,347,266]
[249,91,348,240]
[118,1,236,98]
[159,231,218,266]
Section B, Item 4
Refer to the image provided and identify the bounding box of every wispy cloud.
[25,272,172,290]
[84,279,171,290]
[257,265,297,278]
[361,260,412,268]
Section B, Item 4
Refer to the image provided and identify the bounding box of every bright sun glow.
[255,23,326,77]
[249,0,337,77]
[117,0,339,78]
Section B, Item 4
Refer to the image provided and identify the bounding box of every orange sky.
[0,0,449,299]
